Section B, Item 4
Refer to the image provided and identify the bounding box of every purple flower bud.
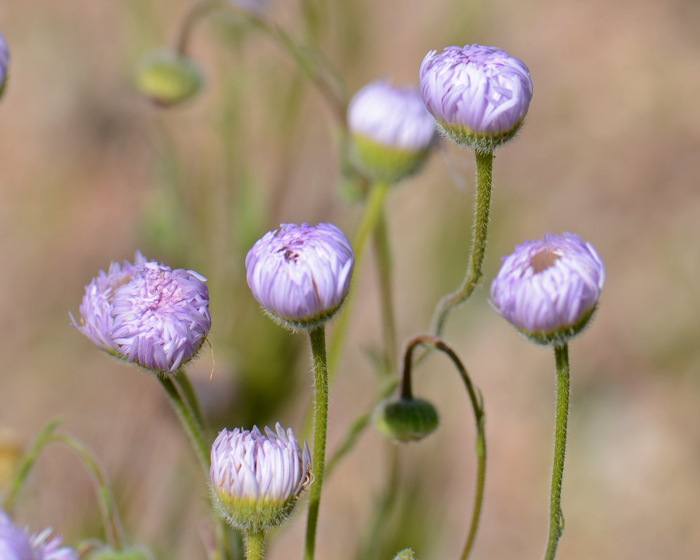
[210,424,312,531]
[246,223,354,330]
[348,80,438,183]
[226,0,271,14]
[110,263,211,374]
[71,252,152,353]
[490,233,605,345]
[0,32,8,98]
[0,511,78,560]
[419,44,533,152]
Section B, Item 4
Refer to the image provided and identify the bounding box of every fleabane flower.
[210,424,312,532]
[71,252,152,354]
[0,511,78,560]
[490,233,605,345]
[226,0,271,14]
[246,223,354,330]
[110,263,211,375]
[0,31,9,99]
[348,80,438,183]
[419,44,533,152]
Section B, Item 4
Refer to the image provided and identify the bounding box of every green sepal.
[437,119,524,153]
[212,486,303,533]
[518,305,597,346]
[351,134,432,184]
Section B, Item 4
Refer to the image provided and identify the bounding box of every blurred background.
[1,0,700,559]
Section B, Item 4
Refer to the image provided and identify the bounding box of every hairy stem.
[374,206,398,375]
[304,326,329,560]
[245,530,266,560]
[543,344,570,560]
[430,150,493,337]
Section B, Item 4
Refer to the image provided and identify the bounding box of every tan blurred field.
[1,0,700,559]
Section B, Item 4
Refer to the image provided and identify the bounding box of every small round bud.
[110,263,211,375]
[210,424,312,533]
[393,550,417,560]
[348,80,438,183]
[0,32,9,100]
[71,252,153,355]
[419,45,533,152]
[246,223,355,331]
[135,51,203,107]
[490,233,605,345]
[373,397,439,443]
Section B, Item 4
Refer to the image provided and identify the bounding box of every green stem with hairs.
[304,326,330,560]
[173,368,207,434]
[430,150,493,337]
[244,530,266,560]
[374,206,398,375]
[543,344,570,560]
[158,376,210,475]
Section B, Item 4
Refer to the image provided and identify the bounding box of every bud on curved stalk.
[490,233,605,345]
[373,397,439,443]
[134,51,203,107]
[0,510,79,560]
[419,44,533,152]
[210,424,312,533]
[87,546,152,560]
[0,32,9,100]
[246,223,355,331]
[348,80,438,183]
[110,263,211,375]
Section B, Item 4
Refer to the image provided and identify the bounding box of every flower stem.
[430,150,493,337]
[174,368,207,434]
[374,206,398,375]
[158,376,210,475]
[328,180,390,378]
[304,325,330,560]
[175,0,230,56]
[543,344,570,560]
[244,530,266,560]
[403,335,487,560]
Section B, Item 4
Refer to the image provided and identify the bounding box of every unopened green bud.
[373,397,439,443]
[393,549,417,560]
[135,51,203,107]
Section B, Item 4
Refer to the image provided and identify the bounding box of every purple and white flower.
[419,44,533,151]
[490,233,605,344]
[110,262,211,374]
[348,80,437,153]
[246,223,354,329]
[0,31,9,96]
[0,510,78,560]
[71,252,152,353]
[210,424,312,531]
[348,80,438,182]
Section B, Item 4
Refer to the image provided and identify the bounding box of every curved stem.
[430,150,493,337]
[244,530,266,560]
[48,434,127,551]
[304,326,329,560]
[374,207,398,375]
[543,344,570,560]
[403,335,486,560]
[158,376,210,475]
[175,0,230,56]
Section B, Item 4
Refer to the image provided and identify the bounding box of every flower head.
[246,223,354,330]
[490,233,605,345]
[110,263,211,374]
[419,44,533,151]
[226,0,271,14]
[210,424,312,532]
[0,31,9,98]
[71,252,152,353]
[348,80,438,183]
[0,511,78,560]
